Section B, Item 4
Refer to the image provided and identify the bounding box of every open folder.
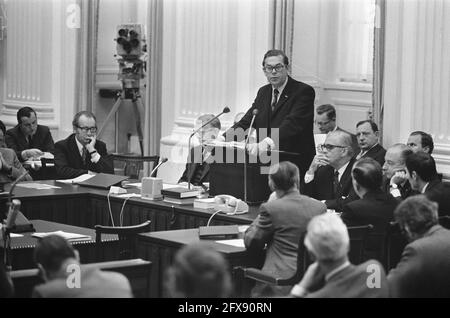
[76,173,129,190]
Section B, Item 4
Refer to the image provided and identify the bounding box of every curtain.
[372,0,386,143]
[74,0,99,112]
[270,0,294,56]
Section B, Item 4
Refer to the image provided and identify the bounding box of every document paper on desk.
[33,230,91,242]
[17,183,61,190]
[215,239,245,248]
[57,174,94,184]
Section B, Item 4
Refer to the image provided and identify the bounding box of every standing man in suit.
[314,104,359,154]
[178,114,221,188]
[32,235,132,298]
[290,213,388,298]
[244,161,326,297]
[5,107,55,162]
[382,143,414,199]
[355,120,386,166]
[405,151,450,216]
[341,158,399,261]
[54,111,114,179]
[387,195,450,297]
[304,130,358,212]
[224,49,315,181]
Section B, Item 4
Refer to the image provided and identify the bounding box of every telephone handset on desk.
[213,195,249,215]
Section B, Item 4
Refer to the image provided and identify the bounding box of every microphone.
[243,109,258,202]
[150,157,168,177]
[187,107,230,189]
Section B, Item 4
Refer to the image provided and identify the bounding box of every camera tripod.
[97,87,144,156]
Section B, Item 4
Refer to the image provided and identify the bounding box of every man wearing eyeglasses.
[54,111,114,179]
[224,49,315,180]
[304,130,358,212]
[5,107,55,162]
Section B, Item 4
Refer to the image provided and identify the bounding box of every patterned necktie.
[27,136,32,147]
[271,89,279,112]
[82,147,88,165]
[333,170,341,197]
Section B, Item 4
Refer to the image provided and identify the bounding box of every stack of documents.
[32,230,91,242]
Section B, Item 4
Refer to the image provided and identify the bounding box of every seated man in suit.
[54,111,114,179]
[407,131,434,154]
[314,104,359,154]
[244,161,326,297]
[164,242,232,298]
[0,120,32,185]
[382,143,414,199]
[341,157,399,261]
[355,120,386,166]
[387,195,450,297]
[5,107,55,162]
[178,114,221,188]
[290,213,388,298]
[304,130,358,212]
[32,235,132,298]
[405,151,450,216]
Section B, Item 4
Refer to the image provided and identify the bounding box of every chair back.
[112,154,159,179]
[40,158,57,180]
[95,220,151,260]
[347,224,373,264]
[439,215,450,229]
[384,221,407,271]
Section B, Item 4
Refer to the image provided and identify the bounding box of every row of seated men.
[0,107,114,185]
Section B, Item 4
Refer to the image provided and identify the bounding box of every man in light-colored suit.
[290,213,388,298]
[32,235,132,298]
[244,161,326,297]
[387,195,450,297]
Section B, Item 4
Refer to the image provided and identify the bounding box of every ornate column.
[383,0,450,175]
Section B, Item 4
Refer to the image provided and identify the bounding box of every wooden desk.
[138,228,261,298]
[8,181,260,231]
[1,220,118,270]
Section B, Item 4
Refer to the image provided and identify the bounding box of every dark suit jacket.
[424,178,450,217]
[359,143,386,166]
[178,146,210,186]
[306,157,358,212]
[382,178,415,200]
[244,190,326,297]
[342,189,399,260]
[226,76,315,177]
[54,134,114,179]
[387,225,450,297]
[306,260,388,298]
[5,125,55,161]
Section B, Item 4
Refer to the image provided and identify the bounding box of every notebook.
[76,173,129,190]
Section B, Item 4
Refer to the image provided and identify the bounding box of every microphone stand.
[150,158,167,177]
[187,107,230,190]
[243,109,258,203]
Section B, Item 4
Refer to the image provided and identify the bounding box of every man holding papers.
[54,111,114,179]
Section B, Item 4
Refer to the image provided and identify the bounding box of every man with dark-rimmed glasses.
[304,130,358,211]
[54,111,113,179]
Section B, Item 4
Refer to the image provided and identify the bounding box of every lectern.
[208,145,274,205]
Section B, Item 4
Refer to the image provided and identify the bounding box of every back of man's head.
[268,161,299,192]
[405,151,438,182]
[304,213,349,263]
[394,195,438,238]
[165,242,232,298]
[352,157,383,191]
[316,104,336,120]
[34,235,77,274]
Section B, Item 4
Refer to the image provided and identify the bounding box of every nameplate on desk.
[198,225,239,239]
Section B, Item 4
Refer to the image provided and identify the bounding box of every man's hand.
[247,137,275,156]
[22,148,44,160]
[308,153,329,173]
[391,170,407,186]
[85,136,97,153]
